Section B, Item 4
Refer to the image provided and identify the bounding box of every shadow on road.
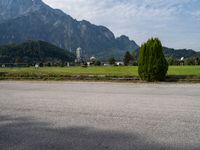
[0,115,198,150]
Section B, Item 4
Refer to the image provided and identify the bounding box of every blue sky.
[43,0,200,50]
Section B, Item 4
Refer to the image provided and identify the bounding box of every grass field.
[0,66,200,81]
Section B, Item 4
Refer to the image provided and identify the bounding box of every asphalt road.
[0,81,200,150]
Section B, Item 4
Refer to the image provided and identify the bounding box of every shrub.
[138,38,168,81]
[94,60,101,66]
[108,57,116,65]
[123,51,133,66]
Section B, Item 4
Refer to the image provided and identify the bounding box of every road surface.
[0,81,200,150]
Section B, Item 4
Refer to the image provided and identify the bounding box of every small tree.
[166,57,175,66]
[195,57,200,65]
[108,57,116,65]
[15,57,23,64]
[123,51,133,66]
[138,38,168,81]
[94,60,101,66]
[185,58,196,66]
[130,51,136,65]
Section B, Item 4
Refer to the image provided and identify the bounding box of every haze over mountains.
[0,0,138,59]
[0,0,199,60]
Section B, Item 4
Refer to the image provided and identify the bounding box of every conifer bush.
[138,38,168,81]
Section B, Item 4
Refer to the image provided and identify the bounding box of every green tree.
[108,57,116,65]
[185,58,196,65]
[94,60,101,66]
[131,50,135,59]
[138,38,168,81]
[123,51,133,66]
[195,57,200,65]
[15,57,23,64]
[130,50,136,65]
[166,57,175,66]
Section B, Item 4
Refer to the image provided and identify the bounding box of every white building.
[76,47,82,62]
[116,62,124,66]
[90,56,96,62]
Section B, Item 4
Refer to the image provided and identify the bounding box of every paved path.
[0,81,200,150]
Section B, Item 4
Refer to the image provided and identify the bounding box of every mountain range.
[0,0,138,59]
[0,0,199,60]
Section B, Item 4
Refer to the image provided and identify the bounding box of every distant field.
[0,66,200,81]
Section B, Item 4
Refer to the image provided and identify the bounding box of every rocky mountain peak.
[0,0,43,21]
[0,0,139,59]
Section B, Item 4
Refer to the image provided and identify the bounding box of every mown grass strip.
[0,66,200,82]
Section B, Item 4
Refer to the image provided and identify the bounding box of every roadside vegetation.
[0,66,200,81]
[138,38,168,81]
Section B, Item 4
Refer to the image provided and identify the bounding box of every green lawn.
[0,66,138,77]
[167,66,200,76]
[0,66,200,77]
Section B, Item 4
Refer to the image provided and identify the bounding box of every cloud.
[43,0,200,50]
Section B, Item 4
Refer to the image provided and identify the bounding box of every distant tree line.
[0,40,75,66]
[166,57,200,66]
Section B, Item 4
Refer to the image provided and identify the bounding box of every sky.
[43,0,200,50]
